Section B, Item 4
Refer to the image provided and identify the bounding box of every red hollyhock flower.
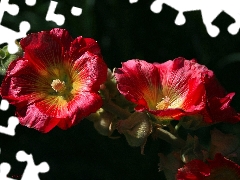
[1,28,107,133]
[114,58,207,122]
[177,153,240,180]
[114,57,240,125]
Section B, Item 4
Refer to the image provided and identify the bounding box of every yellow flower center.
[51,79,66,93]
[156,96,171,110]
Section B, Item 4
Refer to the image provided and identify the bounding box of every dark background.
[1,0,240,179]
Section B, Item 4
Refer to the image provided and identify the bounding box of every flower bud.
[181,134,208,163]
[87,108,117,137]
[117,112,152,153]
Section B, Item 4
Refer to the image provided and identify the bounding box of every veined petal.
[20,30,67,72]
[1,58,41,104]
[157,58,206,113]
[71,51,107,92]
[34,94,69,118]
[16,103,61,133]
[114,59,162,111]
[57,91,103,130]
[50,28,73,50]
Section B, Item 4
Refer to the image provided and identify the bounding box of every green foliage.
[0,42,22,75]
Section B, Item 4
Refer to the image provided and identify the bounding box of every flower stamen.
[51,79,66,93]
[156,96,171,110]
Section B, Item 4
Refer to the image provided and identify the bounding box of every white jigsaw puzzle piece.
[0,99,9,111]
[0,21,30,54]
[0,99,19,136]
[148,0,240,37]
[0,0,31,54]
[71,6,82,16]
[25,0,37,6]
[46,0,65,26]
[0,116,19,136]
[0,149,16,180]
[0,162,16,180]
[129,0,138,3]
[16,151,49,180]
[0,0,19,22]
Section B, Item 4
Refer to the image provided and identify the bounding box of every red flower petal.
[16,103,61,133]
[69,36,101,60]
[203,71,240,123]
[57,91,103,130]
[177,154,240,180]
[72,51,107,92]
[177,159,210,180]
[155,58,206,116]
[115,59,161,111]
[50,28,73,49]
[206,93,240,123]
[208,153,240,179]
[20,31,67,73]
[1,58,40,105]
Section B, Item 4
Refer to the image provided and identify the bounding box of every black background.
[1,0,240,179]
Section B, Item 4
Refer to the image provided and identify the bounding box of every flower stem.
[155,127,186,149]
[102,99,131,119]
[102,97,185,149]
[174,122,182,132]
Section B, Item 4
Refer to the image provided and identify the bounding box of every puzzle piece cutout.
[130,0,240,37]
[0,116,19,136]
[25,0,37,6]
[71,6,82,16]
[0,99,19,136]
[46,1,65,26]
[46,1,82,25]
[0,99,9,111]
[0,0,19,22]
[0,99,49,179]
[129,0,138,3]
[0,149,49,180]
[16,151,49,180]
[151,0,240,37]
[0,162,16,180]
[0,148,16,180]
[0,0,83,53]
[0,0,31,54]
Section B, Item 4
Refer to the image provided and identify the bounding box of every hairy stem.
[102,99,131,119]
[155,127,186,148]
